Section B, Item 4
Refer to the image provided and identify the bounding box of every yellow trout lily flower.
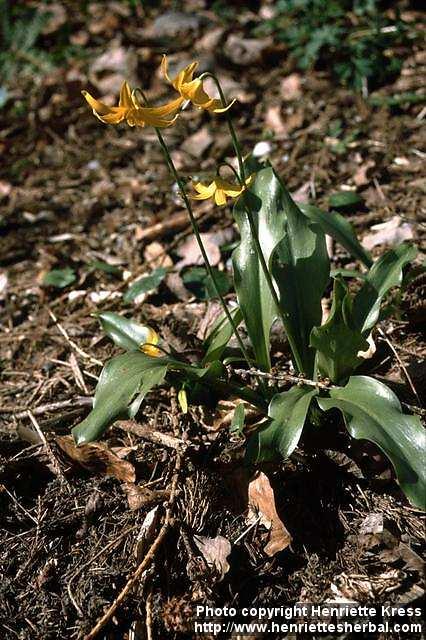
[192,175,253,206]
[161,55,235,114]
[140,327,162,357]
[82,81,182,128]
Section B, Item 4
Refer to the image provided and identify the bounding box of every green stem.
[154,129,253,368]
[200,73,246,181]
[133,88,252,367]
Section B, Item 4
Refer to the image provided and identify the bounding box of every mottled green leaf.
[182,267,231,300]
[230,403,245,436]
[43,267,76,288]
[352,243,416,333]
[203,306,243,364]
[232,168,287,370]
[246,386,318,463]
[318,376,426,510]
[124,267,167,303]
[271,180,329,377]
[96,311,159,352]
[300,203,372,267]
[329,191,363,211]
[72,352,168,444]
[310,278,368,384]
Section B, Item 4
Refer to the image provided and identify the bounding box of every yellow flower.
[161,55,235,114]
[140,327,162,357]
[82,81,182,128]
[192,175,253,206]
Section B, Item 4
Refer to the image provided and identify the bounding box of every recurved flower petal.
[161,54,235,114]
[191,175,252,205]
[82,81,182,128]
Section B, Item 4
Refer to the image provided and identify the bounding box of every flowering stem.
[154,129,253,368]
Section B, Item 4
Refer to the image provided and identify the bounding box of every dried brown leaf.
[193,534,232,580]
[248,471,291,556]
[56,435,136,482]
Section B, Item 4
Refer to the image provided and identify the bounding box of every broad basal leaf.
[318,376,426,510]
[72,352,168,444]
[246,386,318,464]
[271,180,329,377]
[352,243,416,333]
[232,167,287,370]
[310,277,368,384]
[96,311,159,352]
[299,203,372,268]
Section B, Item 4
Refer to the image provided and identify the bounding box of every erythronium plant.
[75,56,425,511]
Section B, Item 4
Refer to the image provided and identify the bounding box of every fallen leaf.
[280,74,302,101]
[193,534,232,580]
[143,241,173,269]
[56,435,136,482]
[122,483,170,511]
[176,233,221,269]
[354,160,375,186]
[265,106,286,136]
[181,126,213,158]
[224,34,272,66]
[247,471,291,556]
[90,44,138,95]
[363,215,414,250]
[135,506,160,561]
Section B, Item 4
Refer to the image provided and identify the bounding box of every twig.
[145,589,154,640]
[3,397,93,418]
[116,420,190,452]
[67,525,138,616]
[27,411,70,489]
[84,453,182,640]
[233,368,332,390]
[48,310,103,366]
[377,327,422,407]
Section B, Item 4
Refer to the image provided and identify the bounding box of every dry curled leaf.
[122,483,170,511]
[56,435,136,482]
[193,534,232,580]
[363,215,414,250]
[247,471,291,556]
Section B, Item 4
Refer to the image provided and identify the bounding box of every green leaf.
[330,268,367,280]
[318,376,426,510]
[182,267,231,300]
[124,267,167,303]
[72,352,168,444]
[232,167,287,371]
[43,267,76,289]
[230,403,245,436]
[202,306,243,364]
[271,177,329,377]
[299,203,372,267]
[88,260,122,275]
[310,278,368,384]
[96,311,158,352]
[246,386,318,463]
[352,243,417,333]
[329,191,364,211]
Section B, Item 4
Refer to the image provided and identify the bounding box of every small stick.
[377,327,422,407]
[48,310,103,366]
[27,411,70,489]
[116,420,189,452]
[84,453,182,640]
[3,397,93,418]
[233,368,332,390]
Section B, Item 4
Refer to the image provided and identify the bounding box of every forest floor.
[0,2,425,639]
